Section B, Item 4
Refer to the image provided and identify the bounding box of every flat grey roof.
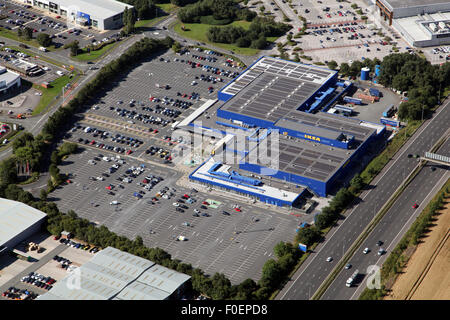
[243,133,354,182]
[37,247,190,300]
[0,198,47,248]
[381,0,450,9]
[275,118,343,140]
[54,0,132,20]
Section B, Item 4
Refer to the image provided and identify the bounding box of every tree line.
[337,53,450,121]
[377,53,450,120]
[177,0,256,24]
[0,181,302,299]
[207,17,291,49]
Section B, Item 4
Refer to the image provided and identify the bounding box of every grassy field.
[135,15,167,29]
[0,27,57,51]
[32,72,78,116]
[71,41,119,61]
[173,20,277,56]
[156,3,178,13]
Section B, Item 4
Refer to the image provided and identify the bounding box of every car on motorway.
[412,202,418,209]
[377,248,386,256]
[363,247,370,254]
[376,240,383,246]
[344,263,352,269]
[326,257,333,262]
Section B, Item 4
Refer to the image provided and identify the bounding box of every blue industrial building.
[187,56,385,205]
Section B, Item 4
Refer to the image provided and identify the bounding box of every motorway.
[277,97,450,300]
[322,138,450,300]
[0,15,176,162]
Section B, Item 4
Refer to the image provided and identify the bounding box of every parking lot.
[48,147,304,284]
[253,0,410,64]
[0,0,119,49]
[62,48,242,164]
[0,232,100,300]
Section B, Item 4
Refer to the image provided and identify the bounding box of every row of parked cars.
[2,287,38,300]
[58,237,100,253]
[20,272,55,291]
[111,106,172,127]
[191,54,218,63]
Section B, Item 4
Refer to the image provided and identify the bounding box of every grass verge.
[0,27,57,51]
[71,41,119,62]
[32,71,79,116]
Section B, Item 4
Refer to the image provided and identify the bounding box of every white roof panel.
[0,198,46,248]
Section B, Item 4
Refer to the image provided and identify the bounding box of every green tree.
[172,41,182,53]
[339,62,350,76]
[349,173,364,193]
[296,226,321,246]
[259,259,282,289]
[37,33,52,47]
[69,41,80,56]
[40,188,48,201]
[0,157,18,185]
[24,27,33,40]
[327,60,338,70]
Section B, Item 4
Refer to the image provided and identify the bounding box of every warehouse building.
[37,247,191,300]
[0,198,46,255]
[185,57,385,204]
[375,0,450,47]
[24,0,133,30]
[0,66,21,94]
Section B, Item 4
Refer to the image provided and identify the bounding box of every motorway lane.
[277,98,450,300]
[322,139,450,300]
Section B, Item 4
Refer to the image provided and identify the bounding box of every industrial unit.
[375,0,450,47]
[0,66,21,94]
[0,198,46,254]
[185,57,385,205]
[21,0,133,30]
[37,247,191,300]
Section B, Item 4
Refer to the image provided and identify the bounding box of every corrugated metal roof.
[0,198,47,247]
[137,264,191,294]
[38,247,190,300]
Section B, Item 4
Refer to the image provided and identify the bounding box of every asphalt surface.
[277,97,450,300]
[322,139,450,300]
[47,148,303,284]
[0,243,67,296]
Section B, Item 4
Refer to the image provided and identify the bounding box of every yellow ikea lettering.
[304,134,321,142]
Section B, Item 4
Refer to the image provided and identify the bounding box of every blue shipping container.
[369,88,380,97]
[380,117,400,127]
[343,96,362,105]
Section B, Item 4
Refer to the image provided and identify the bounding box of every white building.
[0,67,21,95]
[37,247,191,300]
[22,0,133,30]
[375,0,450,47]
[0,198,46,254]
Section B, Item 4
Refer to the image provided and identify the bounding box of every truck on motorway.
[346,269,359,287]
